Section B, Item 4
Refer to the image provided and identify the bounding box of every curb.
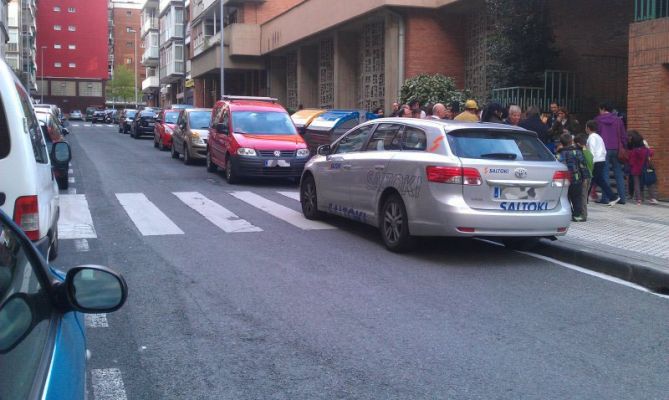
[531,239,669,294]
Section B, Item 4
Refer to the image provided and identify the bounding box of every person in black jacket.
[519,105,550,148]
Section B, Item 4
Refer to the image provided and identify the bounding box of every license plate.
[493,186,537,201]
[264,160,290,167]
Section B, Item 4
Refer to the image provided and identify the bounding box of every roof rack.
[222,95,278,103]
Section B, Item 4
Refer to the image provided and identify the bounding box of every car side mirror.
[216,123,229,135]
[64,265,128,313]
[317,144,331,156]
[51,141,71,164]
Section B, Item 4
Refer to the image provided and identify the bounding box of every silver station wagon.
[299,118,572,252]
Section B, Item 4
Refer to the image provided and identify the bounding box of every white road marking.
[520,251,669,300]
[116,193,184,236]
[84,124,91,127]
[68,177,75,183]
[58,194,97,239]
[74,238,90,252]
[72,124,80,127]
[67,187,77,194]
[278,191,300,201]
[68,168,74,174]
[230,191,334,230]
[91,368,127,400]
[174,192,262,233]
[85,313,108,328]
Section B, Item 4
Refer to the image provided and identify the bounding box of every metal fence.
[490,87,545,112]
[635,0,669,21]
[491,70,580,113]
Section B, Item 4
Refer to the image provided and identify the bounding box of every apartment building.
[109,0,146,105]
[158,0,186,107]
[4,0,37,93]
[0,0,7,59]
[140,0,159,105]
[36,0,109,112]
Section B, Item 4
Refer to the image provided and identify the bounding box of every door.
[318,124,375,214]
[210,106,230,167]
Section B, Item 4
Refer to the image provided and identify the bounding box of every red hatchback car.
[153,109,181,150]
[206,96,310,183]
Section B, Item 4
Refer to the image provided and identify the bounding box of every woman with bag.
[627,130,659,205]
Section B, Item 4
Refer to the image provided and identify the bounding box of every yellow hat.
[465,100,478,110]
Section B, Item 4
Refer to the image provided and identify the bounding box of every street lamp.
[40,46,47,103]
[128,28,138,107]
[219,0,225,99]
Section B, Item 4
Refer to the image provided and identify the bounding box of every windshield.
[125,111,137,118]
[188,111,211,130]
[232,111,297,135]
[447,129,555,162]
[164,112,179,124]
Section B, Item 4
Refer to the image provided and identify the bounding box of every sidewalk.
[534,200,669,293]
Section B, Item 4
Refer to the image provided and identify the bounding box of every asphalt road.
[56,122,669,400]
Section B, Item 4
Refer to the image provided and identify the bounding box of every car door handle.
[342,164,352,170]
[373,165,385,170]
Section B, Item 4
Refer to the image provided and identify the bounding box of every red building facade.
[36,0,108,112]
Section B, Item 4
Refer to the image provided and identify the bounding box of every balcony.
[225,23,260,56]
[635,0,669,20]
[159,0,184,16]
[141,17,158,37]
[142,47,159,66]
[142,75,160,92]
[160,61,185,82]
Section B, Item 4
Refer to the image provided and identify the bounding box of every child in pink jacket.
[627,130,658,205]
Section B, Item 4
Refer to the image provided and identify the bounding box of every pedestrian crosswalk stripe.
[84,124,91,127]
[173,192,262,233]
[277,191,300,201]
[116,193,184,236]
[230,191,334,230]
[59,194,98,239]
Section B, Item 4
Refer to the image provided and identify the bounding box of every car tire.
[154,134,159,148]
[206,150,217,173]
[160,137,168,151]
[300,175,323,220]
[183,145,192,165]
[48,229,59,261]
[225,157,239,184]
[380,194,415,253]
[57,176,69,190]
[133,129,140,139]
[502,237,540,251]
[171,143,179,159]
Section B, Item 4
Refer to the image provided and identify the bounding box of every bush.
[399,74,474,110]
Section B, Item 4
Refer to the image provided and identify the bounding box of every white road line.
[68,177,76,183]
[74,238,90,252]
[68,168,74,174]
[58,194,97,239]
[173,192,262,233]
[85,313,108,328]
[67,187,77,194]
[278,191,300,201]
[520,251,669,300]
[230,191,334,230]
[72,124,80,127]
[84,124,91,127]
[116,193,184,236]
[91,368,127,400]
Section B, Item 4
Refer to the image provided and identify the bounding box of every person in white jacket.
[586,120,620,205]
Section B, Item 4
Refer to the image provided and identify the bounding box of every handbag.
[617,129,629,163]
[642,150,657,186]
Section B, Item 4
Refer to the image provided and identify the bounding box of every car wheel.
[160,137,168,151]
[57,176,69,190]
[133,129,140,139]
[153,134,159,148]
[206,150,217,173]
[183,145,192,165]
[502,237,540,251]
[48,229,59,261]
[380,194,415,252]
[171,143,179,159]
[300,175,323,220]
[225,157,239,184]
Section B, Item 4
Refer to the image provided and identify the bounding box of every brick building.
[109,0,145,106]
[36,0,108,112]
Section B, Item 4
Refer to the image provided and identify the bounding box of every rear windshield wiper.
[479,153,518,160]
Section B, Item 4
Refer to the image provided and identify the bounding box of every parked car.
[119,109,137,134]
[0,58,72,261]
[171,108,212,164]
[91,110,106,124]
[35,111,70,190]
[153,109,180,151]
[299,118,572,252]
[104,109,118,124]
[69,109,83,120]
[170,104,194,110]
[131,109,157,139]
[85,106,102,121]
[0,208,127,400]
[206,96,310,183]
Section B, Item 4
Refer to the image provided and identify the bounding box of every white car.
[300,118,572,252]
[0,58,71,260]
[69,109,83,120]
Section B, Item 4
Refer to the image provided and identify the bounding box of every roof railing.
[222,95,278,103]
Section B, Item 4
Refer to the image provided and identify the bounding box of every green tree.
[106,66,136,103]
[399,74,473,109]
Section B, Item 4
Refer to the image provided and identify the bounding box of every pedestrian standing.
[557,133,591,222]
[505,105,522,125]
[595,102,628,204]
[575,133,593,221]
[444,105,454,120]
[430,103,448,120]
[454,100,480,122]
[585,120,620,205]
[409,100,426,119]
[390,102,400,117]
[480,102,505,123]
[547,102,560,127]
[519,105,550,146]
[548,108,581,143]
[627,130,659,205]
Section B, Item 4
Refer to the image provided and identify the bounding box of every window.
[53,44,62,49]
[68,25,76,32]
[126,10,132,16]
[68,63,76,68]
[53,6,61,11]
[230,112,297,135]
[15,82,47,164]
[401,127,427,151]
[68,44,76,50]
[53,25,61,31]
[126,41,133,48]
[446,130,556,162]
[54,62,62,68]
[68,7,76,12]
[188,111,211,130]
[126,58,132,64]
[50,81,76,96]
[78,82,102,97]
[333,125,374,154]
[366,124,402,151]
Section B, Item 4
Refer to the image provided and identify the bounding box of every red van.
[206,96,310,183]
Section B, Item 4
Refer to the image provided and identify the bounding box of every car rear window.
[0,97,9,160]
[188,111,211,129]
[232,111,297,135]
[447,129,555,162]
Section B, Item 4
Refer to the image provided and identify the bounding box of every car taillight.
[426,166,482,185]
[13,195,40,241]
[552,171,571,187]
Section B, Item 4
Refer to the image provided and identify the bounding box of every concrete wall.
[297,44,318,107]
[627,18,669,198]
